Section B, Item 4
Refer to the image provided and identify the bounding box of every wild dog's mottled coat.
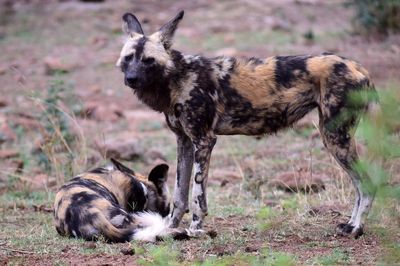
[117,11,378,238]
[54,159,187,242]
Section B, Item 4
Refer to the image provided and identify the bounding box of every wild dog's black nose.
[125,73,138,85]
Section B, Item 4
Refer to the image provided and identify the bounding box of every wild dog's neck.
[132,50,186,114]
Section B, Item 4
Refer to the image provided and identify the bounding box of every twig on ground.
[0,247,35,254]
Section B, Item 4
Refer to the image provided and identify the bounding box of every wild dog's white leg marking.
[169,134,194,228]
[348,178,361,225]
[189,137,217,232]
[352,193,374,229]
[336,166,375,237]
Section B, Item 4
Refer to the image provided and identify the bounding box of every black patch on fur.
[126,179,147,212]
[174,103,183,118]
[134,37,146,60]
[65,192,100,239]
[64,178,119,206]
[332,62,348,76]
[247,57,264,66]
[88,167,108,174]
[275,55,310,88]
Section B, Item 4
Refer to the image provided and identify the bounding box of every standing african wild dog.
[54,159,189,242]
[116,11,378,238]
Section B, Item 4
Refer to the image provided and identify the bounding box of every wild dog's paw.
[336,223,364,239]
[187,228,206,238]
[171,228,191,241]
[155,228,190,241]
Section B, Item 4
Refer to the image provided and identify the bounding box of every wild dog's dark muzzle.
[125,72,139,86]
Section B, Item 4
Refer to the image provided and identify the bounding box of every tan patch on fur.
[345,60,369,81]
[171,72,198,104]
[145,32,175,69]
[307,55,341,79]
[82,173,128,208]
[90,198,112,212]
[54,187,92,220]
[230,57,277,108]
[116,35,142,67]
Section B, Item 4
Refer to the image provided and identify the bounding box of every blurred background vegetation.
[0,0,399,265]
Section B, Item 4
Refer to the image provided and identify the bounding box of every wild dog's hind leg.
[169,134,194,228]
[189,136,217,235]
[319,107,375,238]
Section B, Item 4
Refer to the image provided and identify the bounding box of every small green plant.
[346,0,400,35]
[313,248,350,265]
[259,250,297,266]
[256,206,278,231]
[139,243,180,266]
[351,85,400,263]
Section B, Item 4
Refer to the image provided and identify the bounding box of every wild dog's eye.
[124,54,133,62]
[142,57,155,65]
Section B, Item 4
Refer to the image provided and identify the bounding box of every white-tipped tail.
[131,212,170,242]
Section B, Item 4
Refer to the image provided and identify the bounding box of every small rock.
[0,65,7,75]
[82,102,124,122]
[120,246,135,256]
[43,56,78,75]
[220,179,229,187]
[0,149,19,159]
[144,149,167,163]
[270,168,327,193]
[210,169,242,182]
[95,139,143,161]
[0,99,7,107]
[84,242,97,249]
[244,246,258,253]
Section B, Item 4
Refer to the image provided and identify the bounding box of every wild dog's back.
[211,54,372,135]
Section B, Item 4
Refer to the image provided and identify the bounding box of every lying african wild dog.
[54,158,189,242]
[116,11,378,238]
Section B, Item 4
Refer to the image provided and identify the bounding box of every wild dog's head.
[116,11,184,112]
[110,159,171,217]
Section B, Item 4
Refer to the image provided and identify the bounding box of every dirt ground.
[0,0,399,265]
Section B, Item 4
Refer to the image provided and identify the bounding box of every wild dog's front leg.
[189,137,217,234]
[169,134,194,228]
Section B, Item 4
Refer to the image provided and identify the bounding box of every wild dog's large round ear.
[148,164,169,193]
[156,10,184,49]
[122,13,144,36]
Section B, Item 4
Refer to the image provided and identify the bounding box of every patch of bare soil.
[1,253,139,266]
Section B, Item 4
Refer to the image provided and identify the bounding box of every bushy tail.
[85,211,188,242]
[131,212,189,242]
